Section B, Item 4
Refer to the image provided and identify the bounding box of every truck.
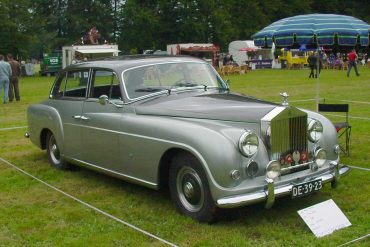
[167,43,220,67]
[62,44,120,68]
[40,52,62,76]
[278,49,308,68]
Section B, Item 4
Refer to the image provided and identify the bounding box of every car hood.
[134,91,278,122]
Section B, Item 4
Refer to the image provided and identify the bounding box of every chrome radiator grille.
[270,116,308,153]
[270,110,308,154]
[262,106,309,175]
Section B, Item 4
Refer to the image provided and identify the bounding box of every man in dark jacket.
[307,52,316,78]
[7,54,21,102]
[308,52,322,78]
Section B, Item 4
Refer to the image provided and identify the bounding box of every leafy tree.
[30,0,116,57]
[0,0,33,58]
[118,1,162,53]
[1,0,368,58]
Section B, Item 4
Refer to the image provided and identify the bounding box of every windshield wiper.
[135,87,164,92]
[174,82,208,91]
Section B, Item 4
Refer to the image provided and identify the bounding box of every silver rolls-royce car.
[26,55,350,222]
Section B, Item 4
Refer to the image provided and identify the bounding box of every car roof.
[66,55,206,72]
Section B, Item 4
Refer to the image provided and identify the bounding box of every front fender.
[304,109,339,161]
[122,114,250,189]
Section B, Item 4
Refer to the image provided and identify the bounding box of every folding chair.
[318,104,351,156]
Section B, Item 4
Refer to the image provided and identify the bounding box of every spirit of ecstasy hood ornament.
[280,92,289,106]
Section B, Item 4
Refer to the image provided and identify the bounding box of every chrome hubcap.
[49,135,61,165]
[52,144,58,154]
[176,166,204,212]
[183,182,194,198]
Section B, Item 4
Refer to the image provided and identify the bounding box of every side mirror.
[98,94,124,108]
[225,79,231,90]
[98,95,109,105]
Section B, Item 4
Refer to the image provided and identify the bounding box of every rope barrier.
[0,157,178,247]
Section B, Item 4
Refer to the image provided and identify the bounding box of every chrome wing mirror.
[98,95,123,108]
[98,95,108,105]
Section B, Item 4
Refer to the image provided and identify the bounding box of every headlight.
[314,148,327,167]
[239,131,259,157]
[246,161,259,177]
[308,119,323,142]
[266,160,281,179]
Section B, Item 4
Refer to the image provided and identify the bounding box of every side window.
[51,70,89,99]
[90,70,121,100]
[51,72,66,98]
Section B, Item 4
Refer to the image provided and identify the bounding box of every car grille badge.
[292,150,300,163]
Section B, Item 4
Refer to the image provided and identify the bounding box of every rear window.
[51,70,90,99]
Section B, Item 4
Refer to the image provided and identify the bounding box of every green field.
[0,67,369,246]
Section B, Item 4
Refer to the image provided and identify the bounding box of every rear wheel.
[46,132,69,170]
[169,153,217,223]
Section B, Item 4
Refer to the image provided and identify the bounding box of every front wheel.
[169,153,217,223]
[46,132,69,170]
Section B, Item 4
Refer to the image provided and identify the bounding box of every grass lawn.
[0,67,369,246]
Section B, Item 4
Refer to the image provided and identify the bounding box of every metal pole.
[316,47,320,112]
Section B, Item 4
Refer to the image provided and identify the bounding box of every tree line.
[0,0,368,59]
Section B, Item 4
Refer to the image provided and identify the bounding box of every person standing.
[0,54,12,104]
[307,52,316,78]
[347,49,360,77]
[7,54,21,102]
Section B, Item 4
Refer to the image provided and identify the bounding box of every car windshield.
[122,62,226,100]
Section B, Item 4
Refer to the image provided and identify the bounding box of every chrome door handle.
[73,115,81,119]
[80,116,90,120]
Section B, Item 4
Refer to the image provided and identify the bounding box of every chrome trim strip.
[120,61,223,102]
[65,156,158,188]
[281,161,313,172]
[216,165,350,208]
[261,107,285,122]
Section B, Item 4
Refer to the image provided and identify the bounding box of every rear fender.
[27,104,64,152]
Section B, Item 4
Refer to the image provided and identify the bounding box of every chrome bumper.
[216,163,350,209]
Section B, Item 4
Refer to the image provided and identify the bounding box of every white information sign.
[298,199,351,238]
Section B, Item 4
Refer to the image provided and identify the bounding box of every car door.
[49,69,90,160]
[80,69,124,171]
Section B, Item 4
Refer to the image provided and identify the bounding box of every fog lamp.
[266,160,281,179]
[230,170,241,180]
[314,148,327,167]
